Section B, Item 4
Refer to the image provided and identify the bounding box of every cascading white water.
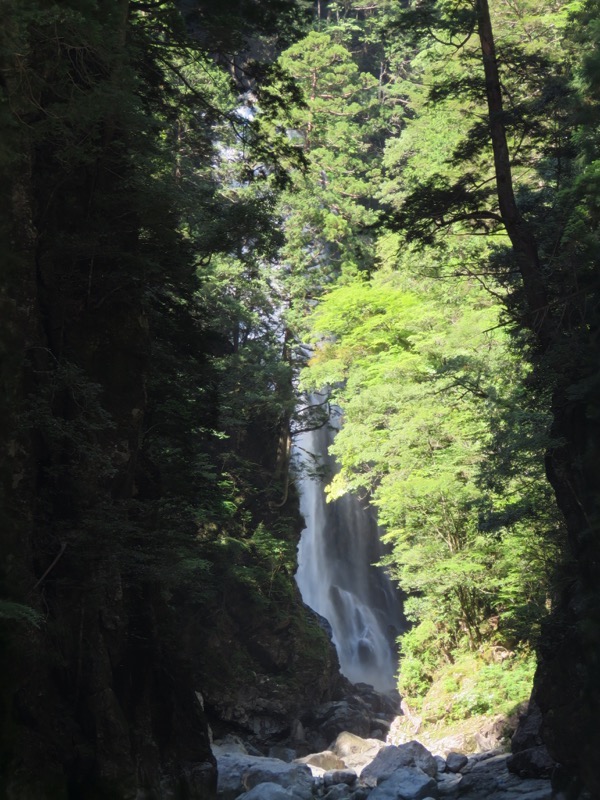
[294,398,405,693]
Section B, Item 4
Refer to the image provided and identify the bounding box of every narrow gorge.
[1,1,599,798]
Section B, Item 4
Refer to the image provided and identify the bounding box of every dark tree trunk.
[476,0,551,344]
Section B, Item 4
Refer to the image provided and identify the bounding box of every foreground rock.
[329,732,386,775]
[360,741,438,785]
[507,700,555,779]
[236,784,298,800]
[216,752,314,799]
[216,733,558,800]
[445,750,552,799]
[445,752,468,774]
[368,766,438,799]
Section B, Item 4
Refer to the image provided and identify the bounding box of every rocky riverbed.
[208,682,592,800]
[214,734,556,800]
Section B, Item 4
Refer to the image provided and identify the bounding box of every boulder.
[296,750,346,771]
[453,752,552,799]
[343,749,385,777]
[331,732,385,759]
[435,771,462,795]
[367,767,438,800]
[323,785,352,800]
[212,735,248,756]
[510,701,544,752]
[323,769,357,787]
[451,752,506,796]
[235,782,295,800]
[350,790,371,800]
[310,699,372,742]
[507,745,555,779]
[328,731,385,775]
[216,752,313,800]
[332,739,385,775]
[434,756,446,774]
[360,741,438,787]
[445,752,468,773]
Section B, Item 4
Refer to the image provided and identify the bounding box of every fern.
[0,600,43,628]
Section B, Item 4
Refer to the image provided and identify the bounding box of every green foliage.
[409,649,537,724]
[384,0,573,267]
[291,0,600,720]
[0,600,42,628]
[258,24,388,338]
[302,204,562,705]
[225,522,296,604]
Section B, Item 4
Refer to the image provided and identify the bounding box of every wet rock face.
[208,673,398,760]
[195,597,347,752]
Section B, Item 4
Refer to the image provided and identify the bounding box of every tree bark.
[476,0,552,345]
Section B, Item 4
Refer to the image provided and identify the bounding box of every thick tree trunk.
[476,0,552,345]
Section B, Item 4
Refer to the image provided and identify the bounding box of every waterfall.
[294,398,405,693]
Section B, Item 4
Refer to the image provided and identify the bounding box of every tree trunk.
[476,0,551,345]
